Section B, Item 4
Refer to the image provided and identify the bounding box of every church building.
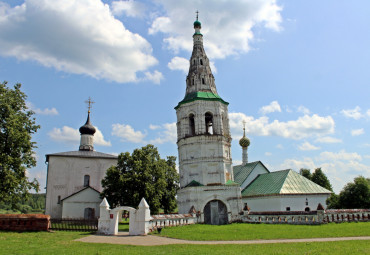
[45,106,117,219]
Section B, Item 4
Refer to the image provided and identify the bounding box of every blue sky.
[0,0,369,193]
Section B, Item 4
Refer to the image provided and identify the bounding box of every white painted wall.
[240,163,269,190]
[45,155,117,218]
[244,194,330,212]
[62,188,102,219]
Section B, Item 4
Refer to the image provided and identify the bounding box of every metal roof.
[46,150,118,162]
[233,161,269,185]
[242,169,332,197]
[175,91,229,109]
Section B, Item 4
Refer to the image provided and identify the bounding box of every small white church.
[44,16,331,223]
[45,109,117,219]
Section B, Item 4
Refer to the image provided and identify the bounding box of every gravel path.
[76,232,370,246]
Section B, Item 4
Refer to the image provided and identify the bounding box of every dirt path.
[76,232,370,246]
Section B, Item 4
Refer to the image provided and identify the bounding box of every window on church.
[84,175,90,187]
[193,59,196,65]
[205,112,214,134]
[305,207,310,212]
[286,207,290,211]
[57,196,61,204]
[192,78,194,85]
[200,59,203,65]
[189,114,195,136]
[202,78,205,84]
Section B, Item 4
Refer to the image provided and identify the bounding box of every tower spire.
[239,120,250,165]
[79,97,96,151]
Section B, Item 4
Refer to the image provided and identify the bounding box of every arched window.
[200,59,203,65]
[84,175,90,187]
[57,196,61,204]
[189,114,195,136]
[193,59,196,65]
[305,207,310,212]
[205,112,213,134]
[192,78,194,85]
[202,78,205,84]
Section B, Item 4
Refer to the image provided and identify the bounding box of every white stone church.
[44,17,331,223]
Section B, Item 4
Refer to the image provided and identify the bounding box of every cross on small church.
[85,97,95,113]
[196,10,199,20]
[242,120,246,131]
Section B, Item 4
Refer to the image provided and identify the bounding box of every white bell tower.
[175,14,242,224]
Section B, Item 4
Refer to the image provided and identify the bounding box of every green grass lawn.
[153,222,370,241]
[0,231,369,255]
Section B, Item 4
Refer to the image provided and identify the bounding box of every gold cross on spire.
[85,97,95,113]
[242,120,246,136]
[196,10,199,20]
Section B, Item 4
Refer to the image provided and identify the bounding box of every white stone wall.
[243,194,330,212]
[177,185,243,222]
[61,188,102,219]
[45,156,117,218]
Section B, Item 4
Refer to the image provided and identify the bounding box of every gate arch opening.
[204,200,228,225]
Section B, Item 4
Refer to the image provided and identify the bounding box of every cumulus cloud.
[0,0,159,83]
[259,101,281,115]
[265,152,272,156]
[48,126,111,146]
[297,106,310,115]
[168,56,189,73]
[315,136,342,144]
[112,123,146,143]
[317,150,362,162]
[229,112,335,140]
[144,70,164,84]
[351,128,364,136]
[27,102,58,115]
[149,0,282,59]
[111,0,146,18]
[341,106,363,120]
[149,122,177,144]
[298,142,320,151]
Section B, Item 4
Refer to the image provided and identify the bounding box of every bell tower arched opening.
[189,114,195,136]
[205,112,213,134]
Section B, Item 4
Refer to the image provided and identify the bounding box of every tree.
[0,82,40,207]
[337,176,370,209]
[101,145,179,214]
[311,168,333,191]
[299,168,312,180]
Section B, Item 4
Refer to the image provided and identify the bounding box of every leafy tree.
[0,81,40,207]
[299,168,312,180]
[326,193,340,209]
[311,168,333,191]
[338,176,370,209]
[101,145,179,214]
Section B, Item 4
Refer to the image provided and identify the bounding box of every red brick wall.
[0,214,50,231]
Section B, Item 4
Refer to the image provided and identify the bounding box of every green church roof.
[185,180,204,187]
[225,180,239,186]
[242,169,332,197]
[233,161,268,185]
[175,91,229,109]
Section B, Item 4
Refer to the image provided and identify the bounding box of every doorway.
[204,200,228,225]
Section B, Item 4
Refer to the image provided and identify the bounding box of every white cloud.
[280,157,316,172]
[276,144,284,149]
[112,123,146,143]
[149,122,177,144]
[297,106,310,115]
[168,57,189,73]
[27,102,58,115]
[315,136,342,144]
[149,0,282,59]
[259,101,281,115]
[367,109,370,117]
[144,70,164,84]
[111,0,146,18]
[48,126,111,146]
[229,112,335,140]
[0,0,158,83]
[341,106,363,120]
[149,124,161,130]
[298,142,320,151]
[351,128,364,136]
[265,152,272,156]
[317,150,362,162]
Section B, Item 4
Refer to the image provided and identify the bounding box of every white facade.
[62,187,102,219]
[244,194,330,212]
[45,153,117,218]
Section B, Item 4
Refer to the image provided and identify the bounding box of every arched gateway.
[204,200,228,225]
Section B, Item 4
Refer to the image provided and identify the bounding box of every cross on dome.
[85,97,95,113]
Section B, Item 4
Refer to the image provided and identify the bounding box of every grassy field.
[153,222,370,241]
[0,231,369,255]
